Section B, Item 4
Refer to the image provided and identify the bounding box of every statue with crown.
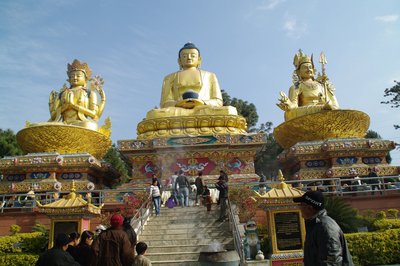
[273,50,370,149]
[137,42,247,139]
[17,59,111,158]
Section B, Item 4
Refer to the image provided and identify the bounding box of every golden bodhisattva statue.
[16,59,111,158]
[277,50,339,121]
[273,50,370,148]
[138,43,246,139]
[48,59,106,131]
[146,43,237,119]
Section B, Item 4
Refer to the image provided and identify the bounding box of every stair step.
[147,252,200,261]
[141,231,230,240]
[144,224,229,230]
[141,228,230,236]
[146,218,227,225]
[147,244,235,253]
[142,238,234,246]
[151,260,199,266]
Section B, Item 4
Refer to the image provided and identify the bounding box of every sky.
[0,0,399,163]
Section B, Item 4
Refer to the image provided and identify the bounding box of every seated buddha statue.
[277,50,339,121]
[48,59,106,131]
[146,43,237,119]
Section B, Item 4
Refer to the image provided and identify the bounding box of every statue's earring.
[197,57,202,69]
[178,58,183,70]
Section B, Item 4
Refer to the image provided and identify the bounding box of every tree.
[253,122,284,178]
[103,145,130,183]
[324,196,358,233]
[0,129,24,158]
[365,129,392,164]
[381,80,400,129]
[221,89,259,129]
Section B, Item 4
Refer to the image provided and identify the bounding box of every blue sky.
[0,0,399,163]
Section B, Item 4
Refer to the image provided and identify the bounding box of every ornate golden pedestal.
[118,133,266,187]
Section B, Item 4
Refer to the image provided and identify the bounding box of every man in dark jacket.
[293,191,354,266]
[215,175,228,222]
[36,233,80,266]
[92,214,135,266]
[175,170,190,207]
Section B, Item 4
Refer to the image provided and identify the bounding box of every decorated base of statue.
[118,133,266,186]
[273,109,370,149]
[17,123,111,158]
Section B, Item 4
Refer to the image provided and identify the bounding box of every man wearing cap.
[36,233,80,266]
[293,191,353,266]
[92,214,134,266]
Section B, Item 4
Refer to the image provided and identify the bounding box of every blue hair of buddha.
[178,42,200,57]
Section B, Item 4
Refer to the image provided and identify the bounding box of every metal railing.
[129,195,152,236]
[227,198,245,266]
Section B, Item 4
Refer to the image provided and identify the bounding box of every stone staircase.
[139,206,234,266]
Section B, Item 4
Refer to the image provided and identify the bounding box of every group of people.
[150,170,229,221]
[36,214,152,266]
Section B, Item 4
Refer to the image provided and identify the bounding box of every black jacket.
[35,247,80,266]
[304,209,354,266]
[215,180,228,198]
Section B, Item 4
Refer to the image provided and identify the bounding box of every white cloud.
[375,14,399,23]
[257,0,286,10]
[283,18,307,39]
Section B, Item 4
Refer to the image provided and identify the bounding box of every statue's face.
[68,70,87,87]
[298,62,314,80]
[179,48,200,68]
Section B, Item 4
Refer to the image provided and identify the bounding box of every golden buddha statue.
[48,59,106,131]
[146,43,237,119]
[277,50,339,121]
[273,50,370,148]
[16,59,111,158]
[137,43,246,139]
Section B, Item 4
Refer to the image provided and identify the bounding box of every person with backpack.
[92,214,134,266]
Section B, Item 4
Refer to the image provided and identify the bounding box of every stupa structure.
[0,59,116,194]
[118,43,266,186]
[274,50,398,181]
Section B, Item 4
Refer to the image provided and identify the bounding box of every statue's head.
[67,59,92,87]
[178,42,202,69]
[293,50,316,80]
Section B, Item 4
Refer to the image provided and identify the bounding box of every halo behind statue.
[17,124,111,158]
[273,110,370,149]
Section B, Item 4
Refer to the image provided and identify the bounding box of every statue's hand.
[176,99,204,109]
[277,91,291,111]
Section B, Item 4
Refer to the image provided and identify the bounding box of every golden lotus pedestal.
[0,124,116,194]
[273,109,370,149]
[136,115,247,140]
[274,110,398,180]
[16,124,112,158]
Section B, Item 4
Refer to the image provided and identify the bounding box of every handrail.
[129,195,152,236]
[227,198,245,266]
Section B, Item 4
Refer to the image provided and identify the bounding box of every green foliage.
[0,253,39,266]
[346,229,400,266]
[387,208,399,219]
[229,185,257,222]
[257,224,271,257]
[0,129,23,158]
[103,144,130,183]
[373,219,400,231]
[31,223,48,237]
[0,232,47,255]
[324,197,358,233]
[253,122,283,178]
[9,225,21,236]
[376,210,387,220]
[381,80,400,129]
[221,89,259,129]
